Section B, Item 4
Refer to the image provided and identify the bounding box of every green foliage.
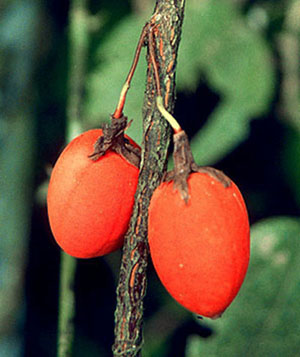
[84,0,275,163]
[186,216,300,357]
[178,0,275,164]
[2,0,300,355]
[0,1,38,355]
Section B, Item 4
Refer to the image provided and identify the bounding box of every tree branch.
[112,1,186,356]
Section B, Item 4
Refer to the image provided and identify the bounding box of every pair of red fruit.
[47,21,250,319]
[47,116,250,319]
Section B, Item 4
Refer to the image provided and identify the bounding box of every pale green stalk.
[57,0,90,356]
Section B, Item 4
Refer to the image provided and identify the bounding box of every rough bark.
[113,1,186,356]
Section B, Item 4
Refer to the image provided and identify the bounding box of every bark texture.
[113,1,186,355]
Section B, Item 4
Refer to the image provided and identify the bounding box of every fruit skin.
[47,129,139,259]
[148,172,250,318]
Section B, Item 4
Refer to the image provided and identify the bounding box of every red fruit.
[47,129,139,258]
[148,172,250,318]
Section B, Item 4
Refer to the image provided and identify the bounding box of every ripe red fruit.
[47,129,139,258]
[148,172,250,318]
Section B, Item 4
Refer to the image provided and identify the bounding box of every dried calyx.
[164,130,231,203]
[89,115,141,168]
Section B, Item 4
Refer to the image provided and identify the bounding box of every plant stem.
[278,0,300,131]
[66,0,90,140]
[112,1,186,356]
[57,0,90,356]
[156,96,182,133]
[57,253,77,357]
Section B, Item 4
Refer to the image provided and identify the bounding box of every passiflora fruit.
[148,171,250,318]
[47,129,139,258]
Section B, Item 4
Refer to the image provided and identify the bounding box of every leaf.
[186,216,300,357]
[177,0,275,164]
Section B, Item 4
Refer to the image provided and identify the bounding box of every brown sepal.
[88,115,141,169]
[164,131,231,203]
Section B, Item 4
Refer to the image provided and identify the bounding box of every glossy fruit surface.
[148,172,250,318]
[47,129,139,258]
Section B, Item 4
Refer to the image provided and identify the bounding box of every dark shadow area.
[23,206,60,357]
[174,79,221,140]
[166,319,214,357]
[217,114,299,224]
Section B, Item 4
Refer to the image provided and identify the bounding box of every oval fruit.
[47,129,139,258]
[148,172,250,318]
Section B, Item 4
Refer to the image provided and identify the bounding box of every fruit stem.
[156,96,182,133]
[148,25,162,98]
[148,26,182,134]
[113,83,130,119]
[113,23,149,119]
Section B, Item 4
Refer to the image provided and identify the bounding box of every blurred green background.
[1,0,300,356]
